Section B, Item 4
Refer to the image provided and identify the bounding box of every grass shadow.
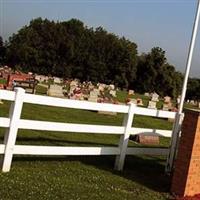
[13,153,170,194]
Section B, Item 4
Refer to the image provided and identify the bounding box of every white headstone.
[164,96,171,103]
[177,96,181,104]
[190,100,195,105]
[162,103,169,111]
[109,84,115,90]
[54,77,62,84]
[128,90,134,95]
[151,93,159,102]
[47,85,64,97]
[88,90,99,102]
[35,75,49,83]
[109,90,116,97]
[148,101,157,109]
[129,98,137,105]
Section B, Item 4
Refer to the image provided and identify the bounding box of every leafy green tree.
[4,17,197,100]
[186,78,200,100]
[135,47,183,98]
[0,36,6,65]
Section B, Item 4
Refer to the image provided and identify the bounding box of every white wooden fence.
[0,88,176,172]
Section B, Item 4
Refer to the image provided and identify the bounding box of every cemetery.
[0,1,200,199]
[0,88,175,200]
[0,71,200,199]
[0,65,199,113]
[0,84,199,199]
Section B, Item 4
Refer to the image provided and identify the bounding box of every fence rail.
[0,88,176,172]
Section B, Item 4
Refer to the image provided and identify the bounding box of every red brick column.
[171,109,200,197]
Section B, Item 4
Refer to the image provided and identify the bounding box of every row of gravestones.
[46,83,200,110]
[47,80,117,103]
[130,92,179,111]
[35,75,63,84]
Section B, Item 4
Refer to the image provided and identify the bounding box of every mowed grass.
[116,90,164,109]
[0,97,173,199]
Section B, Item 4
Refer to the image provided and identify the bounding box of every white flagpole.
[166,0,200,173]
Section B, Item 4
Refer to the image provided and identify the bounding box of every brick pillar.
[171,109,200,197]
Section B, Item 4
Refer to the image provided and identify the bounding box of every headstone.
[162,103,170,111]
[88,90,99,102]
[109,90,116,97]
[148,101,157,109]
[47,85,64,97]
[129,98,137,105]
[177,95,181,104]
[137,98,143,106]
[144,92,150,97]
[131,134,159,145]
[98,85,104,92]
[0,99,3,104]
[151,92,159,102]
[98,83,106,92]
[35,75,48,83]
[88,83,95,90]
[54,77,62,84]
[128,90,134,95]
[73,87,83,100]
[164,96,171,103]
[190,100,195,105]
[109,84,115,90]
[69,80,78,94]
[163,96,172,111]
[93,88,100,95]
[70,80,78,87]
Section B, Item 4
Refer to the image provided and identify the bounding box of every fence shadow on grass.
[14,136,118,147]
[13,154,170,194]
[0,132,170,193]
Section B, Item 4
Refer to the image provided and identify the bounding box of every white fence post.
[165,112,184,173]
[2,88,25,172]
[114,103,135,171]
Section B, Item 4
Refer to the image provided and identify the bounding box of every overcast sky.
[0,0,199,78]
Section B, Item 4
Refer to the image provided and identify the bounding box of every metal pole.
[166,0,200,173]
[179,0,200,114]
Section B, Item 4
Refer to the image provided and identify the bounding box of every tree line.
[0,18,199,100]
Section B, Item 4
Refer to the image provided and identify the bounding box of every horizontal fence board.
[0,117,10,127]
[18,119,125,134]
[130,128,172,137]
[24,93,129,113]
[0,144,5,154]
[0,118,172,137]
[0,90,176,118]
[134,107,176,119]
[1,144,169,156]
[0,90,15,101]
[13,145,120,155]
[126,147,169,156]
[2,145,169,156]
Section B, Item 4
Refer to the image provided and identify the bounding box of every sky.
[0,0,199,78]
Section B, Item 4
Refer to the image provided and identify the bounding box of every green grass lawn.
[116,90,165,109]
[0,79,7,84]
[0,96,173,199]
[35,84,48,95]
